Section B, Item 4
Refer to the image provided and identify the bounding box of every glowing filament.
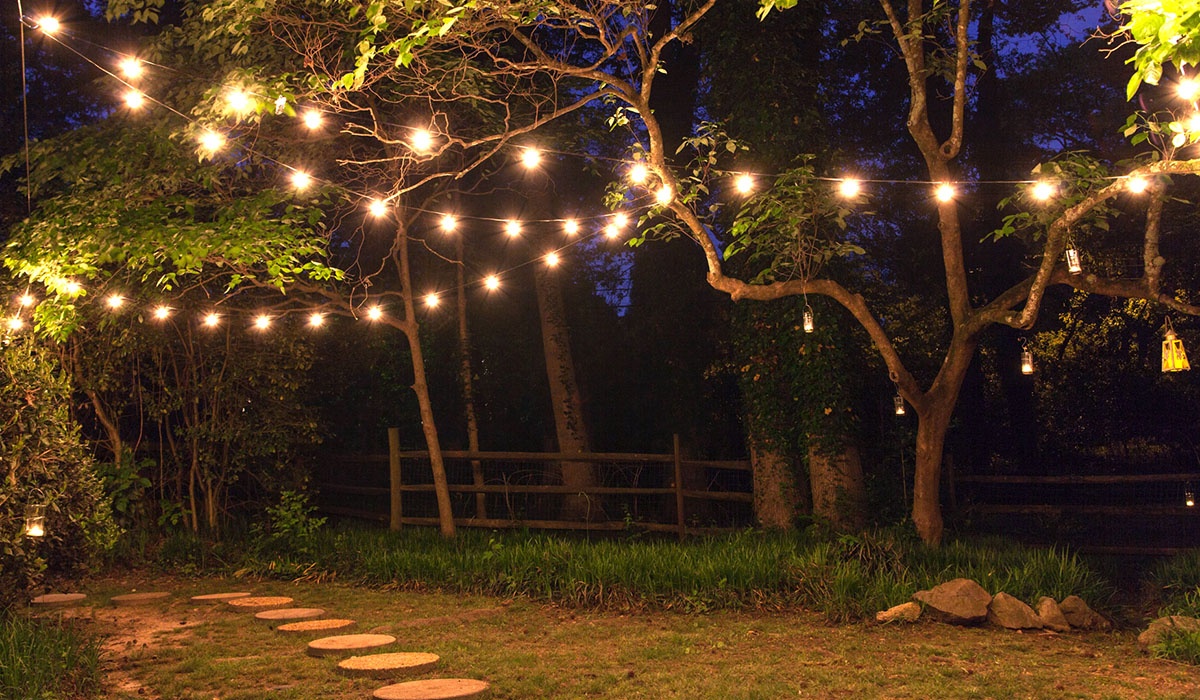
[302,110,323,130]
[604,224,620,240]
[439,214,458,232]
[253,314,271,330]
[735,174,754,194]
[202,312,220,327]
[291,170,312,191]
[366,305,382,321]
[505,220,521,237]
[106,295,125,309]
[838,178,861,198]
[123,90,146,110]
[368,199,389,218]
[628,163,649,184]
[411,128,433,152]
[520,148,541,169]
[308,312,325,328]
[934,183,956,202]
[545,252,560,267]
[563,219,579,236]
[424,293,440,308]
[37,17,60,34]
[153,306,171,320]
[119,57,143,79]
[484,275,500,291]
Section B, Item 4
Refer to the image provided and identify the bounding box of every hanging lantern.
[1019,339,1034,375]
[1163,317,1191,373]
[802,305,815,334]
[1065,246,1082,274]
[23,504,45,538]
[893,393,906,416]
[1186,488,1195,508]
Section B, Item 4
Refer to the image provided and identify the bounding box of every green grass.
[0,614,103,699]
[1152,629,1200,665]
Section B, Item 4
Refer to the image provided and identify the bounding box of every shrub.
[0,614,103,699]
[1151,628,1200,665]
[0,338,118,608]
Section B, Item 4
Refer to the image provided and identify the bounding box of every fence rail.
[317,431,753,538]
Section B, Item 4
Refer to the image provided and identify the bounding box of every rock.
[912,578,991,625]
[875,602,922,624]
[1059,595,1111,631]
[1138,615,1200,649]
[987,592,1043,630]
[1036,596,1071,633]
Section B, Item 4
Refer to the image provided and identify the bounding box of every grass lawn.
[36,573,1200,699]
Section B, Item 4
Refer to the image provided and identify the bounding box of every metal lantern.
[23,504,45,538]
[802,305,815,334]
[1163,318,1191,373]
[893,393,906,416]
[1065,246,1082,274]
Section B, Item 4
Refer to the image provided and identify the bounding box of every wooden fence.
[955,471,1200,555]
[317,430,754,538]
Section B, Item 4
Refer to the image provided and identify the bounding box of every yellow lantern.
[23,504,45,538]
[1162,317,1190,373]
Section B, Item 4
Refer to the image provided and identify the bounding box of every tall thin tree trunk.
[911,406,953,546]
[455,236,486,519]
[533,264,597,521]
[396,223,456,537]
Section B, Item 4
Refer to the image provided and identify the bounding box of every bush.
[1151,628,1200,665]
[0,614,103,699]
[0,338,118,608]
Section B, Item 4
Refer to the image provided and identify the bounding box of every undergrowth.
[0,614,103,699]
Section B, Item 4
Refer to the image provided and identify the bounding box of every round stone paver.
[111,592,171,606]
[226,596,294,611]
[31,593,87,607]
[255,607,325,622]
[337,652,440,679]
[190,592,252,604]
[372,679,490,700]
[307,633,396,658]
[276,618,356,635]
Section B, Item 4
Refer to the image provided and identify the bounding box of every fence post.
[388,427,403,531]
[673,433,686,540]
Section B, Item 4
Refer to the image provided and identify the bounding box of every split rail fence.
[317,430,754,538]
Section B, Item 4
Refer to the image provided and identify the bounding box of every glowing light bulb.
[17,294,34,307]
[424,293,440,308]
[520,147,541,169]
[198,130,225,154]
[563,219,579,236]
[253,314,271,330]
[1127,175,1149,194]
[153,306,171,320]
[628,163,649,184]
[368,199,388,218]
[735,174,754,194]
[613,212,629,228]
[1179,78,1200,101]
[838,178,861,198]
[119,57,143,80]
[545,252,560,267]
[366,305,382,321]
[302,109,323,130]
[439,213,457,232]
[935,183,956,202]
[308,312,325,328]
[411,128,433,152]
[106,294,124,309]
[227,90,252,114]
[123,90,145,110]
[63,280,82,296]
[604,224,620,240]
[37,17,60,34]
[291,170,312,191]
[655,185,673,205]
[1031,181,1055,202]
[505,220,521,237]
[6,317,24,331]
[484,275,500,291]
[202,312,220,327]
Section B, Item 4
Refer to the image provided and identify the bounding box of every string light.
[253,314,271,330]
[6,317,24,331]
[838,178,861,198]
[439,213,458,232]
[628,163,649,184]
[604,223,621,239]
[302,109,323,130]
[613,212,629,228]
[152,306,171,320]
[202,312,220,327]
[735,174,755,194]
[1179,77,1200,101]
[198,130,225,155]
[308,312,325,328]
[1127,175,1149,193]
[484,274,501,291]
[227,90,253,114]
[520,147,541,169]
[123,90,146,110]
[1031,181,1056,201]
[410,128,433,152]
[935,183,956,202]
[424,293,439,308]
[366,305,382,321]
[17,294,35,307]
[63,281,82,296]
[563,219,579,235]
[106,294,125,309]
[655,184,673,205]
[505,220,521,237]
[545,251,560,267]
[118,57,143,80]
[291,170,313,190]
[36,16,60,34]
[368,199,389,218]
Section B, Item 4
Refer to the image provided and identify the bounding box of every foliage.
[0,337,118,608]
[96,455,154,531]
[252,489,327,556]
[1151,627,1200,665]
[1117,0,1200,99]
[0,614,103,700]
[1148,550,1200,612]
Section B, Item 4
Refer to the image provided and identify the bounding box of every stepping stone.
[226,596,294,611]
[337,652,440,679]
[111,592,171,606]
[191,592,252,604]
[307,633,396,658]
[255,607,325,622]
[31,593,87,607]
[373,679,490,700]
[277,618,357,636]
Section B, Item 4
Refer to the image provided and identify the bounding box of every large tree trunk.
[533,264,598,521]
[808,442,867,533]
[750,440,807,529]
[455,236,486,519]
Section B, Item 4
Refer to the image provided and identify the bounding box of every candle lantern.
[893,393,905,416]
[1163,317,1191,373]
[23,504,45,538]
[1065,246,1082,274]
[1020,339,1034,375]
[802,305,815,334]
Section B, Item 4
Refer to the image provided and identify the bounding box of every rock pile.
[876,578,1110,632]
